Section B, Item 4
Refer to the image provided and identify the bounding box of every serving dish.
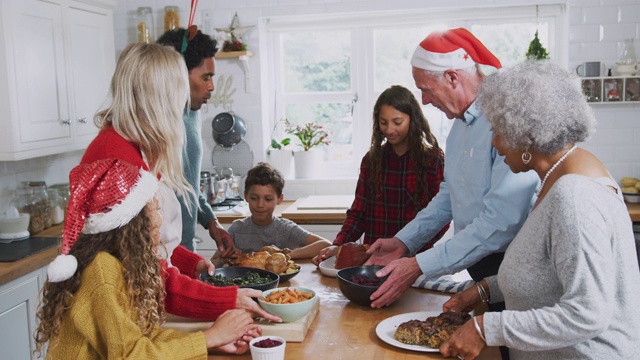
[200,266,279,291]
[375,311,441,352]
[318,256,338,277]
[277,266,301,283]
[258,287,317,322]
[623,192,640,203]
[336,265,388,306]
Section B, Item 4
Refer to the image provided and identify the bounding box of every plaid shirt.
[334,145,448,251]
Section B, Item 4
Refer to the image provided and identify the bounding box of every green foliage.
[525,30,549,60]
[284,118,331,151]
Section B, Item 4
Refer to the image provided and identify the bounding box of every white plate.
[375,311,441,352]
[318,256,338,277]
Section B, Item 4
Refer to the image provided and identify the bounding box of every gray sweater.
[484,175,640,359]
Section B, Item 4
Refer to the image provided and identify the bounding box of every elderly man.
[366,28,538,312]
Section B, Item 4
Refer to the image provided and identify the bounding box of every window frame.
[259,4,568,179]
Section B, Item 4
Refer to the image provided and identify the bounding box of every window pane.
[471,22,550,69]
[373,25,446,92]
[284,102,353,161]
[282,31,351,93]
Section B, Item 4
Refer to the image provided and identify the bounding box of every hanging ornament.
[215,12,255,52]
[525,6,550,60]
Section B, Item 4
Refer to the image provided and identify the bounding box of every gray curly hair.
[478,60,596,155]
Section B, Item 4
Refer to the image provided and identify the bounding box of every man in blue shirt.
[157,28,235,255]
[367,28,538,309]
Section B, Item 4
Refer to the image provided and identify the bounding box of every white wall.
[2,0,639,208]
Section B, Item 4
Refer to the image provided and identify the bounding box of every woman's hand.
[440,316,486,360]
[236,288,282,323]
[203,309,258,350]
[208,324,262,355]
[194,259,215,277]
[312,245,338,266]
[442,284,482,314]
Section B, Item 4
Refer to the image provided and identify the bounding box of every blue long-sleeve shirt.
[179,109,217,251]
[396,100,539,280]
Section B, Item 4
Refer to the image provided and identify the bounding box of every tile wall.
[1,0,639,206]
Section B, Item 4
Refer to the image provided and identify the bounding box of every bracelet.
[476,282,489,303]
[473,316,486,343]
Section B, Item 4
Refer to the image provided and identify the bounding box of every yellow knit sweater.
[46,252,207,359]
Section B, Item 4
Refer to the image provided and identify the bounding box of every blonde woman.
[79,42,279,321]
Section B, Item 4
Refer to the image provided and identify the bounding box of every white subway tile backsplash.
[583,6,619,24]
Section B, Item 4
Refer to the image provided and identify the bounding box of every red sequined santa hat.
[47,158,158,282]
[411,28,502,71]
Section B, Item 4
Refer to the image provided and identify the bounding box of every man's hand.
[208,220,236,257]
[364,237,408,266]
[369,257,422,308]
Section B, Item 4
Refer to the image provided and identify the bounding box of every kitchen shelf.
[215,50,253,90]
[581,76,640,104]
[215,50,253,58]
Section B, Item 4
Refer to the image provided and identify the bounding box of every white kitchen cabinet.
[0,267,46,359]
[0,0,116,161]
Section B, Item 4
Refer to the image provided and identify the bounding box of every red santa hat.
[411,28,502,71]
[47,158,158,282]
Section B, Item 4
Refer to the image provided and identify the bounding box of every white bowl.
[249,335,286,360]
[258,287,317,323]
[623,192,640,203]
[319,256,338,277]
[0,213,30,240]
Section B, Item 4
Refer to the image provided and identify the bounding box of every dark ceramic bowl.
[201,266,279,291]
[336,265,388,306]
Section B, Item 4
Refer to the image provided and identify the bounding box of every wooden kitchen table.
[206,261,500,360]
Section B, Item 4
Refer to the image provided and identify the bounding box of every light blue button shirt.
[396,100,539,279]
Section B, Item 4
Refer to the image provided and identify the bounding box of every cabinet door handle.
[61,119,71,125]
[194,236,203,244]
[77,117,87,124]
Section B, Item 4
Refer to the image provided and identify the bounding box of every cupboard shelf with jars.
[581,76,640,104]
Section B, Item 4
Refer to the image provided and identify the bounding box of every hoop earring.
[522,149,532,164]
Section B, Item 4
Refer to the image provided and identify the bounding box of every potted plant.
[283,118,331,179]
[266,118,294,179]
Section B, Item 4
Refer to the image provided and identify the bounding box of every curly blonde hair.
[34,206,165,356]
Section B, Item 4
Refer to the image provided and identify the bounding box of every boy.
[226,162,331,259]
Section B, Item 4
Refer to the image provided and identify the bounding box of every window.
[262,4,567,178]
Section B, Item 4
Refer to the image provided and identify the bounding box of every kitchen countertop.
[0,224,62,285]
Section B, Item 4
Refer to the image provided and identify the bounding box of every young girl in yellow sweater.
[34,159,261,359]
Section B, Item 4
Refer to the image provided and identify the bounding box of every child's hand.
[195,259,216,277]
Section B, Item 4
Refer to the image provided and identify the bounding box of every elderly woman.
[439,60,640,360]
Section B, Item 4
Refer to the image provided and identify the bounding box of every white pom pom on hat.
[47,158,158,283]
[410,27,502,72]
[47,254,78,282]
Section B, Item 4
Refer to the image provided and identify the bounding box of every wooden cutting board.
[162,297,319,343]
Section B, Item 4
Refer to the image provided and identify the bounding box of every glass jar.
[164,6,180,32]
[50,183,70,217]
[26,182,52,229]
[48,188,65,225]
[14,188,45,234]
[136,7,154,44]
[620,38,637,65]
